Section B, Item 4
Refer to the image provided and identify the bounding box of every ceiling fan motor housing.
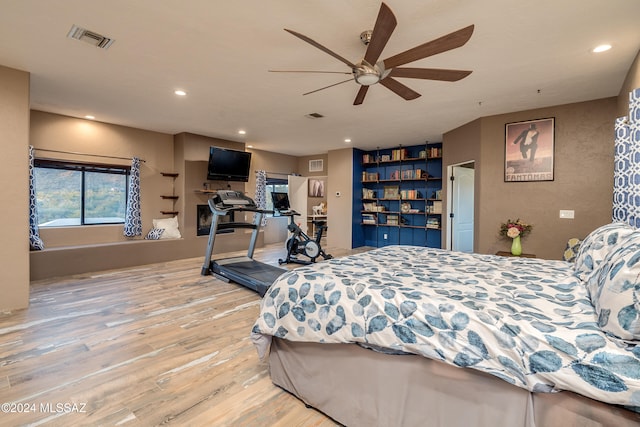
[353,61,382,85]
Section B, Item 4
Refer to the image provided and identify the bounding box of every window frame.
[34,158,131,227]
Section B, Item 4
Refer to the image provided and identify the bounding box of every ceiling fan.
[272,2,474,105]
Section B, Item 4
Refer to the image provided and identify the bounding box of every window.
[265,177,288,212]
[34,159,130,227]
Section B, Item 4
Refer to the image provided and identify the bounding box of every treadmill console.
[214,190,256,208]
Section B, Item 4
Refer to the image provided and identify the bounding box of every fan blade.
[353,86,369,105]
[303,78,353,96]
[383,25,475,69]
[390,68,472,81]
[269,70,352,75]
[284,29,357,69]
[363,3,397,66]
[379,77,421,100]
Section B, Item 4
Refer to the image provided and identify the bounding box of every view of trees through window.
[266,183,288,212]
[35,164,128,227]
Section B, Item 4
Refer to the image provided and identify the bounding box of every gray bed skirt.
[269,338,640,427]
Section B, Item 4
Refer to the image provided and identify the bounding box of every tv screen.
[271,192,290,211]
[207,146,252,182]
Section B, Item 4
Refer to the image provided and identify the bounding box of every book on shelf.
[362,188,376,199]
[362,153,376,163]
[362,213,376,224]
[426,217,440,229]
[362,171,379,182]
[427,147,442,158]
[391,148,408,160]
[387,214,399,225]
[432,201,443,214]
[363,202,383,212]
[400,189,421,200]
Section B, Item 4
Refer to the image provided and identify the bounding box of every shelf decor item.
[383,186,399,199]
[499,218,532,256]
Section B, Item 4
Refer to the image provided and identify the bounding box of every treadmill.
[200,190,285,296]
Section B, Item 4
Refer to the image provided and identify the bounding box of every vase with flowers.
[499,219,533,256]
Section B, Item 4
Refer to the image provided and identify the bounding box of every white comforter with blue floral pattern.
[251,246,640,410]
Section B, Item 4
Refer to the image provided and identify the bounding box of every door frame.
[446,160,476,251]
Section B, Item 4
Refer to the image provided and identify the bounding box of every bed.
[251,222,640,426]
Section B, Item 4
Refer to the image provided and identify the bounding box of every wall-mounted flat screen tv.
[207,146,252,182]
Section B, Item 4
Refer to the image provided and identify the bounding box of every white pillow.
[589,232,640,341]
[573,222,635,281]
[152,216,181,239]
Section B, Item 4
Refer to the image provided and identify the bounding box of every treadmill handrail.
[207,198,273,215]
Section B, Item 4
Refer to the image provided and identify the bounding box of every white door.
[288,175,308,234]
[451,164,475,252]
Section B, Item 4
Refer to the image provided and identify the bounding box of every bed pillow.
[145,228,165,240]
[152,216,181,239]
[589,233,640,341]
[573,222,635,281]
[562,238,582,263]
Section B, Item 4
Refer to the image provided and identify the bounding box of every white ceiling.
[0,1,638,156]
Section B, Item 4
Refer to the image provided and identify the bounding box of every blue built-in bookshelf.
[352,143,443,249]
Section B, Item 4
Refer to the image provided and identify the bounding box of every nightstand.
[495,251,536,258]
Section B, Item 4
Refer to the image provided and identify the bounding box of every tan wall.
[298,153,329,215]
[441,119,481,250]
[30,125,294,279]
[327,148,353,249]
[444,97,617,260]
[0,65,30,310]
[618,49,640,117]
[30,111,175,247]
[246,148,299,201]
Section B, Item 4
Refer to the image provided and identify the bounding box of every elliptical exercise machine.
[270,192,332,265]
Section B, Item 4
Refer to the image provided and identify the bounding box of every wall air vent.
[67,25,115,49]
[305,112,324,119]
[309,159,324,172]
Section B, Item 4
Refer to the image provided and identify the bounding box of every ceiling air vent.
[305,112,324,119]
[67,25,115,49]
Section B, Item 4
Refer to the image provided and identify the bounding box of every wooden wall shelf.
[161,172,179,215]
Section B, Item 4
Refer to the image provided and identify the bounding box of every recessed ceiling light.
[592,44,612,53]
[344,138,352,143]
[247,145,254,148]
[238,130,246,135]
[85,115,95,120]
[174,90,187,96]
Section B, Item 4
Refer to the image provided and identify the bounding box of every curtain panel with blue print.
[124,157,142,236]
[29,145,45,250]
[613,88,640,228]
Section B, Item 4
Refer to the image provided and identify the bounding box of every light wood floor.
[0,245,364,426]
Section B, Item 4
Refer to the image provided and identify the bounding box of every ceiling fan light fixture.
[353,67,380,86]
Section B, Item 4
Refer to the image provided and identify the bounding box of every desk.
[495,251,536,258]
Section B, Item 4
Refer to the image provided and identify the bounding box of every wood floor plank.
[0,244,363,426]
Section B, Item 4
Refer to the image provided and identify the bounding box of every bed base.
[269,338,640,427]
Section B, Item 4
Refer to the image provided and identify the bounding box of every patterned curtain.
[613,88,640,228]
[255,170,268,226]
[123,157,142,236]
[28,146,44,250]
